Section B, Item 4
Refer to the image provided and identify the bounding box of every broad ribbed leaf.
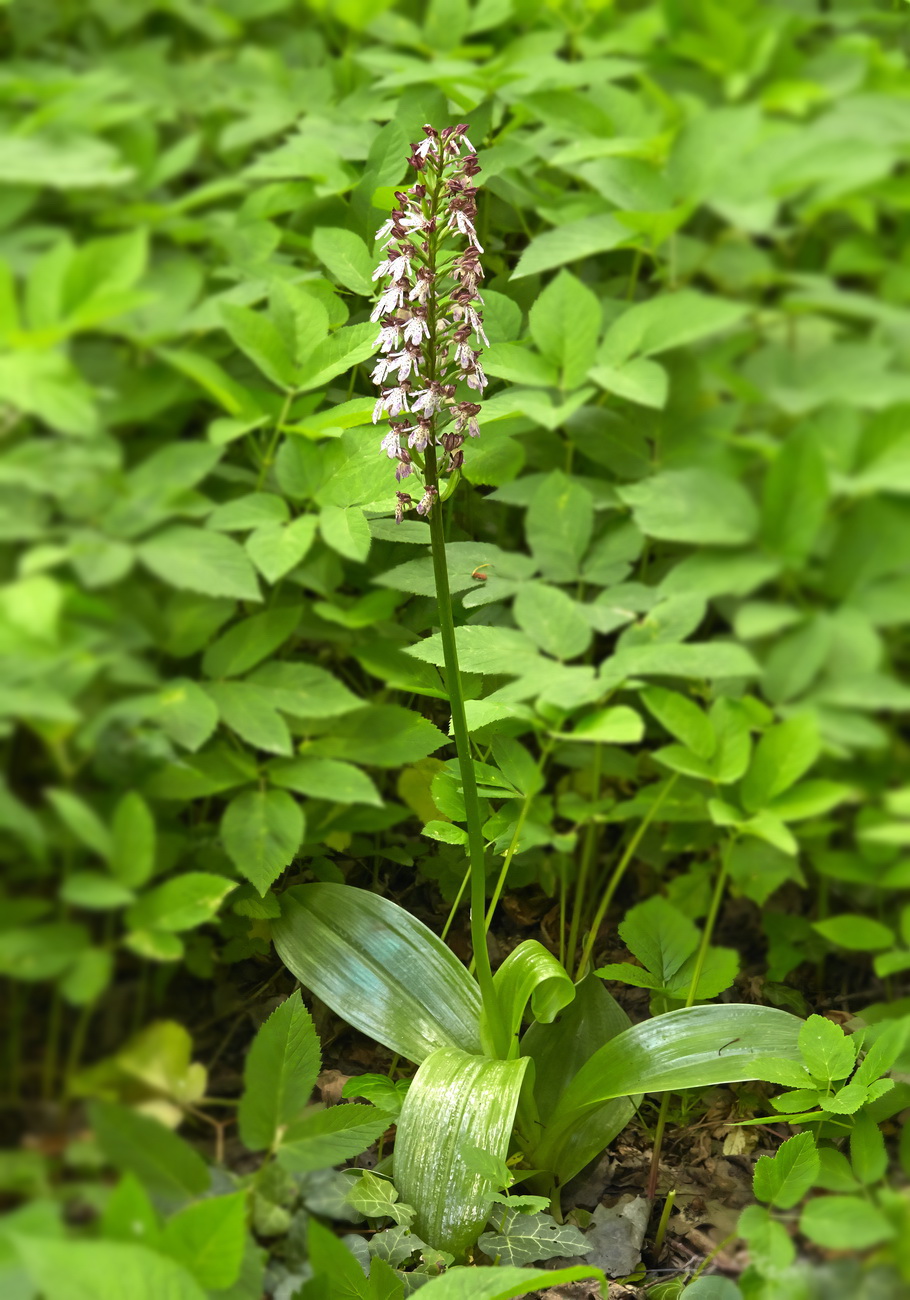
[482,940,575,1058]
[522,975,630,1119]
[272,884,481,1063]
[534,1004,802,1172]
[394,1047,528,1259]
[521,976,634,1185]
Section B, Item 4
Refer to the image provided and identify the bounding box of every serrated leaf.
[799,1196,895,1250]
[111,792,156,888]
[238,990,321,1151]
[155,679,220,752]
[528,271,601,391]
[277,1104,389,1173]
[618,470,758,547]
[221,789,304,895]
[161,1192,247,1290]
[753,1132,819,1209]
[246,516,318,583]
[269,757,382,806]
[740,714,820,813]
[312,227,375,296]
[220,302,296,388]
[205,680,293,755]
[798,1014,856,1083]
[320,505,372,562]
[10,1238,206,1300]
[513,583,592,660]
[89,1101,209,1208]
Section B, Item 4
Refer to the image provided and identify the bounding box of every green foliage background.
[2,0,910,1133]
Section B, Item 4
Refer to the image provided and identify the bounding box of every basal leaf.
[394,1046,528,1258]
[484,940,574,1059]
[272,884,482,1063]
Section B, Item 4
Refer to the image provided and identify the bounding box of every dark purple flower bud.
[395,491,412,524]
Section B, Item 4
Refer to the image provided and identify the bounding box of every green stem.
[425,446,505,1057]
[566,743,602,972]
[653,1187,676,1252]
[575,774,679,981]
[256,389,294,490]
[684,837,733,1010]
[648,836,734,1198]
[440,864,470,941]
[42,987,63,1101]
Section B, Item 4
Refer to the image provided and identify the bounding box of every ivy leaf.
[478,1207,591,1267]
[346,1171,416,1226]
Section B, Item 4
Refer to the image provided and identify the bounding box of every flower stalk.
[370,125,507,1057]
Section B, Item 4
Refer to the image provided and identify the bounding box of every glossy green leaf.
[521,976,634,1184]
[483,940,574,1059]
[534,1004,802,1172]
[272,884,482,1062]
[393,1046,528,1258]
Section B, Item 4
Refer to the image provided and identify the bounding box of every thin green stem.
[256,389,294,490]
[566,743,602,972]
[684,837,733,1009]
[424,453,505,1055]
[652,1187,676,1253]
[42,987,63,1100]
[647,1093,671,1199]
[440,864,471,941]
[479,734,555,952]
[414,143,508,1058]
[648,836,734,1198]
[575,774,679,981]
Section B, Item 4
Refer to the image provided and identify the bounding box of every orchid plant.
[271,125,805,1262]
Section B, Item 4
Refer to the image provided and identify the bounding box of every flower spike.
[369,124,486,519]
